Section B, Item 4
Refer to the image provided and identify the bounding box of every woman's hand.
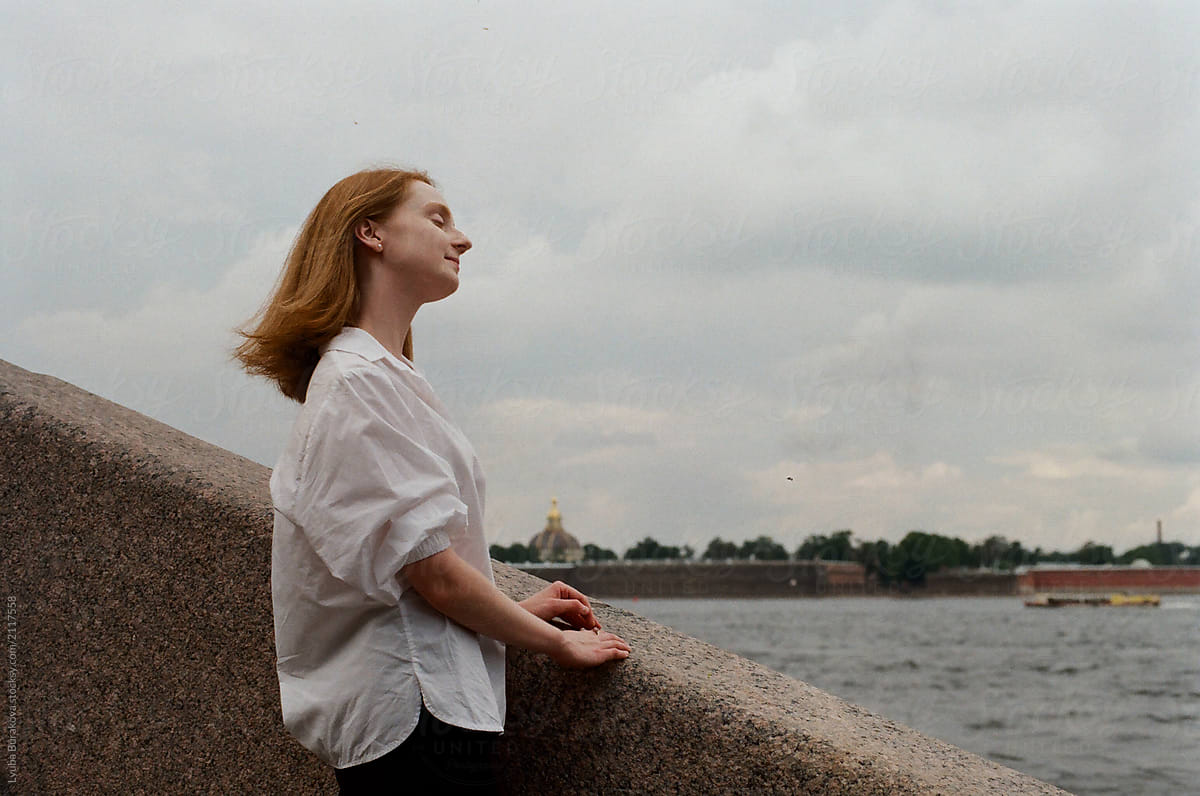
[520,580,601,630]
[548,629,631,669]
[405,551,622,664]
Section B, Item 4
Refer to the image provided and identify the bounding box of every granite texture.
[0,358,1072,795]
[0,360,329,795]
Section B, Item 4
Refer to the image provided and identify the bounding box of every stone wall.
[518,561,831,597]
[517,562,1021,598]
[0,358,1070,794]
[921,571,1018,596]
[1017,567,1200,594]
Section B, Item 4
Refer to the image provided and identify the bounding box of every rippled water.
[606,595,1200,795]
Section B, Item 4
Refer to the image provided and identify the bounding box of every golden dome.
[529,497,582,563]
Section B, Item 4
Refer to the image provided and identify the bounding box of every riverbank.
[515,561,1200,598]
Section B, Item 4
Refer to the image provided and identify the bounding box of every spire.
[545,497,564,532]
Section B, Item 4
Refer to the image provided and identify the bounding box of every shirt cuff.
[392,530,452,595]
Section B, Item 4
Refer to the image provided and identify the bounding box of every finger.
[606,636,630,651]
[586,638,630,657]
[579,636,628,655]
[559,595,592,619]
[571,606,600,630]
[556,582,593,607]
[569,602,603,630]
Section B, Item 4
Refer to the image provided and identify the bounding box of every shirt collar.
[320,326,414,369]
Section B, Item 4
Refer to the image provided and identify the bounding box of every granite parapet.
[0,358,1071,794]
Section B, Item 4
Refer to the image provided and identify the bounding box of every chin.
[431,278,460,302]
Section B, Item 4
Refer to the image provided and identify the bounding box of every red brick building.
[1017,566,1200,594]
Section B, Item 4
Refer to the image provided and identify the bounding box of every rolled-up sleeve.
[288,368,465,604]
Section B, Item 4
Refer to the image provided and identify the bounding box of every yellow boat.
[1107,593,1160,607]
[1024,593,1161,607]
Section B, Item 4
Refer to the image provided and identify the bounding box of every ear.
[353,219,380,249]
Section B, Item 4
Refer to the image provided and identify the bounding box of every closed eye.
[424,202,455,228]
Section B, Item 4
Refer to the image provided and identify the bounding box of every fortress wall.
[519,563,1021,598]
[922,571,1017,596]
[1017,568,1200,594]
[517,561,829,597]
[0,359,1070,794]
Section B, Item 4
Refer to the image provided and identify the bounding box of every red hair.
[232,167,433,402]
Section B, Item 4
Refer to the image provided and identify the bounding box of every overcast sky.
[4,1,1198,557]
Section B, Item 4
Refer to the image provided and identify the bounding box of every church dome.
[529,497,583,563]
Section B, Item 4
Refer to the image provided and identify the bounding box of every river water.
[605,595,1200,795]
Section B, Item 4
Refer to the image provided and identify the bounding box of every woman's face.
[364,180,471,304]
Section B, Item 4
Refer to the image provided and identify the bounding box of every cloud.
[3,0,1197,559]
[749,451,961,527]
[992,447,1146,481]
[14,227,301,462]
[561,3,1197,286]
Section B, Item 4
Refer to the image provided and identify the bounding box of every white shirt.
[269,326,506,769]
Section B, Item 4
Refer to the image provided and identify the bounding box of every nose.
[452,228,471,255]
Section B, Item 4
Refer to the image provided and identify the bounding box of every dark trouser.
[334,703,501,795]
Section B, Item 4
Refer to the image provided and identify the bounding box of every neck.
[352,270,421,361]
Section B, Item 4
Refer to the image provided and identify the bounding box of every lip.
[446,257,459,270]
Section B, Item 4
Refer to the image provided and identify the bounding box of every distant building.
[529,497,583,563]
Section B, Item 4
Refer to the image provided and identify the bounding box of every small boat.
[1107,593,1161,607]
[1024,592,1161,608]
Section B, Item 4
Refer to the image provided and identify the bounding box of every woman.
[234,167,630,794]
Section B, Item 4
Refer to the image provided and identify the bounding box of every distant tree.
[889,531,972,584]
[968,535,1036,570]
[973,535,1010,569]
[855,539,893,584]
[582,543,618,562]
[489,542,539,563]
[1116,541,1187,566]
[1075,541,1115,565]
[795,530,854,561]
[624,536,682,560]
[702,537,739,560]
[738,535,788,561]
[1000,540,1033,570]
[681,544,696,560]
